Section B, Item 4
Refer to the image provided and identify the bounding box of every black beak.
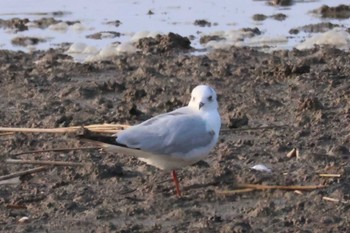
[199,102,204,109]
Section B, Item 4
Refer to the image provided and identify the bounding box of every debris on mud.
[0,17,80,32]
[252,13,287,21]
[105,19,122,27]
[311,4,350,19]
[194,19,212,27]
[11,36,47,47]
[289,22,341,34]
[86,31,121,40]
[199,35,225,45]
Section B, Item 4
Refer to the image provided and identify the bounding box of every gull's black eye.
[208,96,213,101]
[192,97,196,101]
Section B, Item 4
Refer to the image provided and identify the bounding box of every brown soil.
[1,36,350,232]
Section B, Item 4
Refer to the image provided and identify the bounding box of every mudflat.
[1,35,349,232]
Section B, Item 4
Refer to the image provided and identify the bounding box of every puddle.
[0,0,349,61]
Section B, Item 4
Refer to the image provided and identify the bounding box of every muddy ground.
[0,34,350,233]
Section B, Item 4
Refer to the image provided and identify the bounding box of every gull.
[78,84,221,197]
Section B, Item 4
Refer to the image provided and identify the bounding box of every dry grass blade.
[217,183,326,195]
[322,196,347,204]
[319,174,341,178]
[0,126,77,133]
[0,166,49,181]
[236,183,326,190]
[237,183,326,190]
[0,123,130,134]
[216,188,256,195]
[10,147,100,157]
[6,159,86,167]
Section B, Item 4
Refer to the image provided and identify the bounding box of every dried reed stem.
[216,188,256,195]
[217,183,325,195]
[0,123,129,134]
[236,183,326,190]
[0,166,49,181]
[319,174,341,178]
[322,196,347,204]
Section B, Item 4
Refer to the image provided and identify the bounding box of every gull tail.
[76,128,139,154]
[77,129,172,170]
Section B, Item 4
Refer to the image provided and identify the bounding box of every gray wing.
[116,107,214,155]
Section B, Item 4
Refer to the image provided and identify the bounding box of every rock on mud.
[11,36,47,46]
[194,19,212,27]
[312,4,350,19]
[290,22,341,34]
[136,32,192,53]
[86,31,121,40]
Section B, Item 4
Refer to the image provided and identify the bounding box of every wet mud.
[0,32,350,232]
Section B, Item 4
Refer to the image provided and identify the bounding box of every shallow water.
[0,0,349,53]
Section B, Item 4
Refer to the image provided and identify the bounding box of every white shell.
[251,164,272,173]
[18,216,29,223]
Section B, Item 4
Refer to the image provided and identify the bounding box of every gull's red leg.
[172,170,181,197]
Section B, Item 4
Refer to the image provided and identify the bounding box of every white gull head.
[188,84,219,111]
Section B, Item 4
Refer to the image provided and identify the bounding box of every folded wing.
[116,108,214,155]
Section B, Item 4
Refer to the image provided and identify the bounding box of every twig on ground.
[0,123,129,134]
[322,196,347,204]
[236,183,326,190]
[216,188,256,195]
[319,174,341,178]
[217,183,326,195]
[6,159,86,167]
[0,166,49,181]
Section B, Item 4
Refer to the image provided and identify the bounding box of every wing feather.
[116,107,213,155]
